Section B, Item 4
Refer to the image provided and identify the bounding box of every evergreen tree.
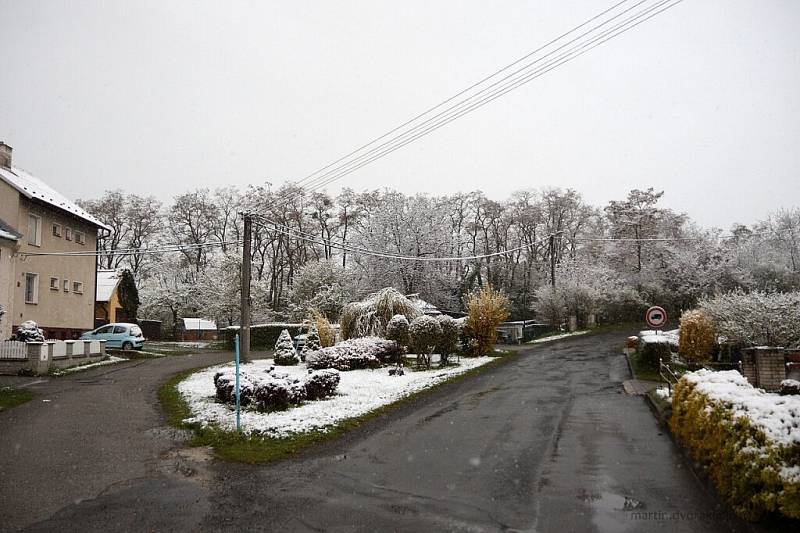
[273,329,299,365]
[118,269,140,321]
[302,323,322,361]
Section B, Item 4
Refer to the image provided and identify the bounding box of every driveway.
[4,333,757,532]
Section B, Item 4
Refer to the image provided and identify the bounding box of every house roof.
[96,270,120,302]
[182,318,217,331]
[0,165,111,231]
[408,294,442,315]
[0,216,21,242]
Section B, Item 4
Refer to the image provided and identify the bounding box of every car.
[80,323,145,350]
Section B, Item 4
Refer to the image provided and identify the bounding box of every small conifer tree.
[274,329,300,365]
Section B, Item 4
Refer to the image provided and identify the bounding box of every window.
[27,214,41,246]
[75,231,85,245]
[50,277,59,290]
[63,279,70,292]
[73,281,83,294]
[65,227,72,241]
[95,325,113,335]
[52,223,62,237]
[113,325,127,334]
[24,273,39,304]
[130,325,142,337]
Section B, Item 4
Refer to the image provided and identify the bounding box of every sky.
[1,0,798,229]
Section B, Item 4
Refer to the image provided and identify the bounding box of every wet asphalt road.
[2,333,757,532]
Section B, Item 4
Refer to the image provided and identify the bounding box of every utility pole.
[240,213,252,362]
[549,233,556,288]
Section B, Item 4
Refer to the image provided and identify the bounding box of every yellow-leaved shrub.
[670,378,800,521]
[463,285,510,356]
[678,309,715,363]
[309,308,335,348]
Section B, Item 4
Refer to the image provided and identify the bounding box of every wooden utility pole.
[549,233,556,287]
[240,213,252,362]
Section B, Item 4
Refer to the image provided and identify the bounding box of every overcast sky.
[1,0,798,229]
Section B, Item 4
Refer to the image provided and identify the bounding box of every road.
[2,333,756,532]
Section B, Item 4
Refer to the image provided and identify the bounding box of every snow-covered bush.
[13,320,45,342]
[436,315,459,366]
[287,260,356,321]
[273,329,300,365]
[301,323,322,361]
[409,315,442,369]
[678,309,715,363]
[306,337,400,371]
[699,290,800,348]
[780,379,800,396]
[386,314,410,350]
[637,335,670,369]
[670,370,800,520]
[253,375,306,411]
[304,369,341,400]
[339,288,420,339]
[463,285,510,356]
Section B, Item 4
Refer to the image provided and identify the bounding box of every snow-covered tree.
[386,314,410,348]
[273,329,300,365]
[699,290,800,348]
[302,323,322,361]
[288,260,356,321]
[409,315,442,369]
[436,315,459,366]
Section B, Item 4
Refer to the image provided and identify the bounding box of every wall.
[0,240,15,339]
[11,196,99,338]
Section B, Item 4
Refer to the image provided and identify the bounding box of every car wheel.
[122,341,133,351]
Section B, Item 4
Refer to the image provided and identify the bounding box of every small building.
[94,269,122,327]
[407,294,442,316]
[181,318,218,341]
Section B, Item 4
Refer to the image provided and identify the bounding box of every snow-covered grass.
[526,330,588,344]
[683,369,800,448]
[50,355,128,376]
[179,356,493,437]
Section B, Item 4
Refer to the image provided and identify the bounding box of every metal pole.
[240,213,252,362]
[234,334,241,432]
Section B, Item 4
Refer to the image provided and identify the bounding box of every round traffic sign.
[645,306,668,329]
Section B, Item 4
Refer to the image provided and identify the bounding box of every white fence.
[0,341,27,359]
[52,341,68,358]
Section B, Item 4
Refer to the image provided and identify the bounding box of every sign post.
[234,334,241,433]
[645,306,668,331]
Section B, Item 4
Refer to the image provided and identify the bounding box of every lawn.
[0,387,35,412]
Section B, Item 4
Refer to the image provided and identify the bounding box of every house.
[181,318,218,341]
[0,142,110,339]
[94,269,136,326]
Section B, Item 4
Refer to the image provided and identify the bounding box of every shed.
[181,318,218,341]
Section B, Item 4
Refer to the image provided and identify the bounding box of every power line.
[301,0,684,193]
[18,240,241,258]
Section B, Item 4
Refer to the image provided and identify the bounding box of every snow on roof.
[96,270,120,302]
[408,294,442,315]
[0,216,21,242]
[0,165,111,231]
[183,318,218,331]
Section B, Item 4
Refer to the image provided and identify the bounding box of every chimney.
[0,142,11,169]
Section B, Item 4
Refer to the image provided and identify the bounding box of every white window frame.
[73,281,83,294]
[50,277,59,290]
[52,223,62,237]
[63,279,70,293]
[27,214,42,247]
[65,227,72,241]
[25,273,39,304]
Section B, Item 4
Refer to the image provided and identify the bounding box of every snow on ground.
[639,329,679,346]
[179,357,493,437]
[527,330,589,344]
[51,356,128,375]
[683,370,800,449]
[654,386,672,401]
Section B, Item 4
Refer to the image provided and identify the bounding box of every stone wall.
[0,339,106,375]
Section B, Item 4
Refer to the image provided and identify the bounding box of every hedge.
[222,323,305,350]
[670,377,800,521]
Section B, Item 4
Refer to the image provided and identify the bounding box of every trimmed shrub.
[386,314,410,357]
[273,329,300,366]
[253,376,306,411]
[222,323,305,350]
[637,337,671,369]
[679,309,715,363]
[13,320,44,342]
[780,379,800,396]
[301,323,322,361]
[463,285,510,356]
[670,374,800,521]
[306,337,399,371]
[436,315,459,366]
[409,315,442,369]
[304,369,341,400]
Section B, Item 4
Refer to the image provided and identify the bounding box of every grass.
[159,350,519,464]
[143,341,225,357]
[0,387,35,412]
[646,388,673,423]
[627,350,663,382]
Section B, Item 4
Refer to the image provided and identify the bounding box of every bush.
[339,288,420,339]
[699,290,800,348]
[301,323,322,361]
[273,329,300,366]
[310,309,335,348]
[436,315,459,366]
[463,285,510,356]
[253,376,306,411]
[670,374,800,520]
[306,337,400,371]
[409,315,442,369]
[386,314,410,350]
[13,320,44,342]
[679,309,715,363]
[780,379,800,396]
[636,336,671,369]
[304,369,341,400]
[222,323,305,350]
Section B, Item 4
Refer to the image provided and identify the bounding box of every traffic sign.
[645,306,667,329]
